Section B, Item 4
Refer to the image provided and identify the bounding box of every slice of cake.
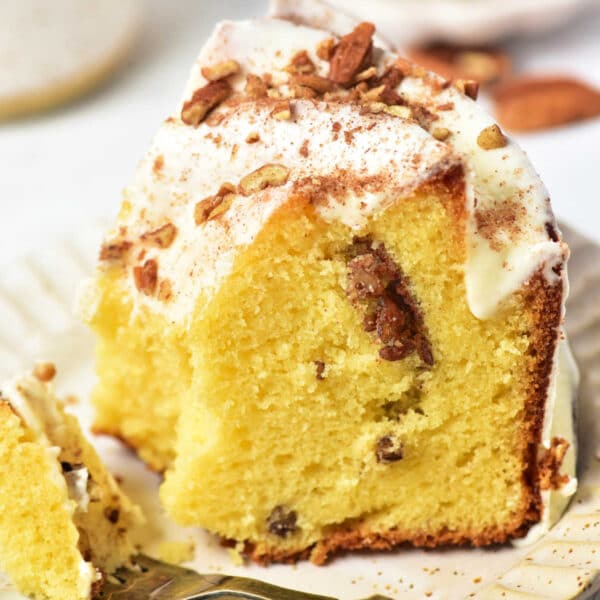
[82,19,577,564]
[0,366,143,600]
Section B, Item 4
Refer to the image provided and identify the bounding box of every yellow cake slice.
[0,366,144,600]
[81,19,577,564]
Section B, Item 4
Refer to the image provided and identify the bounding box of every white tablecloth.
[1,0,599,266]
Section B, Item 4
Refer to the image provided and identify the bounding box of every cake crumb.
[227,546,245,566]
[157,540,196,565]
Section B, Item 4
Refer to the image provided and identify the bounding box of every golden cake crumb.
[157,540,195,565]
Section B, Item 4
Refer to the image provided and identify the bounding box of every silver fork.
[94,554,393,600]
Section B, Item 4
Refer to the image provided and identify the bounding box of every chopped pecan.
[376,435,404,463]
[316,37,336,61]
[194,183,236,224]
[314,360,326,380]
[290,73,333,94]
[158,279,173,302]
[373,66,404,105]
[346,237,433,366]
[33,362,56,382]
[239,164,290,196]
[286,50,316,74]
[329,22,375,86]
[362,84,386,102]
[99,240,132,261]
[291,85,317,99]
[270,100,292,120]
[181,80,231,126]
[141,223,177,248]
[355,66,377,82]
[538,437,570,490]
[384,105,412,119]
[246,132,260,143]
[201,59,240,81]
[267,506,298,537]
[454,79,479,100]
[245,74,268,98]
[410,104,438,130]
[365,102,387,114]
[133,259,158,296]
[477,124,508,150]
[432,127,451,141]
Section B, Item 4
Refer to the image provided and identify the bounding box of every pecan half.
[329,22,375,86]
[181,80,231,126]
[493,75,600,132]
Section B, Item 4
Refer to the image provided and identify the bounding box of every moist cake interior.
[94,167,551,561]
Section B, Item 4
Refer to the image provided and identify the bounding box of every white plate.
[1,222,600,599]
[270,0,596,47]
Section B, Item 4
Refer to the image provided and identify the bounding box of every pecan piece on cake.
[239,164,290,196]
[267,506,298,537]
[329,22,375,86]
[181,80,231,126]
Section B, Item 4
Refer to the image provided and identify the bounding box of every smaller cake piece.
[0,365,144,600]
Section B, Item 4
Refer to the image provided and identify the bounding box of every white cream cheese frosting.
[98,18,567,322]
[0,374,97,593]
[85,17,576,541]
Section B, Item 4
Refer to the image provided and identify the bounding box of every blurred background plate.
[0,0,140,120]
[271,0,597,47]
